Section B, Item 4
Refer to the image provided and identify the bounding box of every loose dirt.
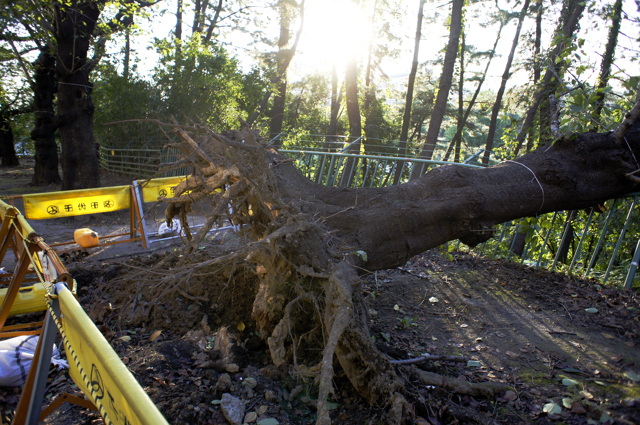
[1,160,639,424]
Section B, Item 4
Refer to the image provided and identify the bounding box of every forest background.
[0,0,639,188]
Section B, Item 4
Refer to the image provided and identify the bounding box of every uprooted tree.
[118,92,640,424]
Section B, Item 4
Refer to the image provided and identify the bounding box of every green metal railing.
[97,136,639,288]
[466,195,640,288]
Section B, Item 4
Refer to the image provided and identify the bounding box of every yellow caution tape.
[138,176,189,203]
[57,286,168,425]
[0,283,48,317]
[22,186,131,220]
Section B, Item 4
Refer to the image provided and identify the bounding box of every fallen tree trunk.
[127,94,639,424]
[274,128,640,271]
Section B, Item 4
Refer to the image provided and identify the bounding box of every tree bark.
[410,0,464,178]
[272,129,640,271]
[393,0,425,185]
[0,118,20,167]
[54,1,101,190]
[526,0,543,152]
[482,0,531,165]
[268,12,291,145]
[30,47,62,185]
[146,92,640,424]
[342,53,362,186]
[513,0,585,155]
[592,0,623,129]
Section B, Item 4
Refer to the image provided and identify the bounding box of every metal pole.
[624,235,640,288]
[24,307,59,425]
[586,199,619,277]
[603,196,637,283]
[569,209,595,273]
[552,210,575,271]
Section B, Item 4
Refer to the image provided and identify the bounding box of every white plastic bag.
[158,218,183,237]
[0,335,68,387]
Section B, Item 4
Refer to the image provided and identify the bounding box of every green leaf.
[380,332,391,342]
[562,398,573,408]
[624,371,640,382]
[584,308,598,314]
[562,378,579,387]
[543,402,562,415]
[562,367,582,374]
[326,402,338,410]
[467,360,481,367]
[257,419,280,425]
[355,250,368,262]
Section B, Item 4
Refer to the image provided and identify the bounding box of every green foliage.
[154,38,246,129]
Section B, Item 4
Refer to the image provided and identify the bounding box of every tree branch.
[612,83,640,140]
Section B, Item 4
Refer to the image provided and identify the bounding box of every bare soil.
[1,160,640,425]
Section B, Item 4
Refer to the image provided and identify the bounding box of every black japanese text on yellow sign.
[22,186,130,220]
[138,176,188,203]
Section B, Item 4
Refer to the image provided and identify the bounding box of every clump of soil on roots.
[113,122,407,424]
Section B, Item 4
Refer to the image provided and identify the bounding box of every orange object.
[73,228,99,248]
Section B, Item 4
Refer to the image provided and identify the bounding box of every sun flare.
[297,0,371,70]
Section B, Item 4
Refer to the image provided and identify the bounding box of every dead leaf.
[570,402,586,414]
[505,351,520,358]
[149,330,162,342]
[495,331,506,338]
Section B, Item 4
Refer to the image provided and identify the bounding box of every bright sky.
[120,0,639,94]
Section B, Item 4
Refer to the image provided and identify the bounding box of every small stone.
[264,390,277,402]
[244,411,258,423]
[220,393,245,425]
[215,374,232,393]
[246,388,254,398]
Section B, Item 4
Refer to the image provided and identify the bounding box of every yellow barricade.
[138,176,189,203]
[0,283,47,317]
[22,186,131,220]
[55,284,168,425]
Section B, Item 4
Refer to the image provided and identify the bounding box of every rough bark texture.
[514,0,585,155]
[393,0,425,185]
[411,0,464,174]
[0,118,20,167]
[482,0,530,165]
[592,0,623,129]
[134,95,639,424]
[31,48,61,186]
[54,1,101,190]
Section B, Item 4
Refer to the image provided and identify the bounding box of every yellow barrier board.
[22,186,131,220]
[138,176,189,203]
[57,286,168,425]
[0,283,48,317]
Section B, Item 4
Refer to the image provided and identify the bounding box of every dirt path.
[1,162,639,424]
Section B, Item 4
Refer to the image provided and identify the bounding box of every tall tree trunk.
[410,0,464,179]
[0,117,20,167]
[54,1,101,190]
[482,0,531,165]
[269,12,291,146]
[513,0,586,155]
[323,64,343,153]
[31,48,62,185]
[393,0,425,185]
[123,28,131,80]
[592,0,623,129]
[454,30,465,163]
[170,0,184,115]
[527,0,544,152]
[444,19,505,163]
[247,1,305,128]
[342,54,362,186]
